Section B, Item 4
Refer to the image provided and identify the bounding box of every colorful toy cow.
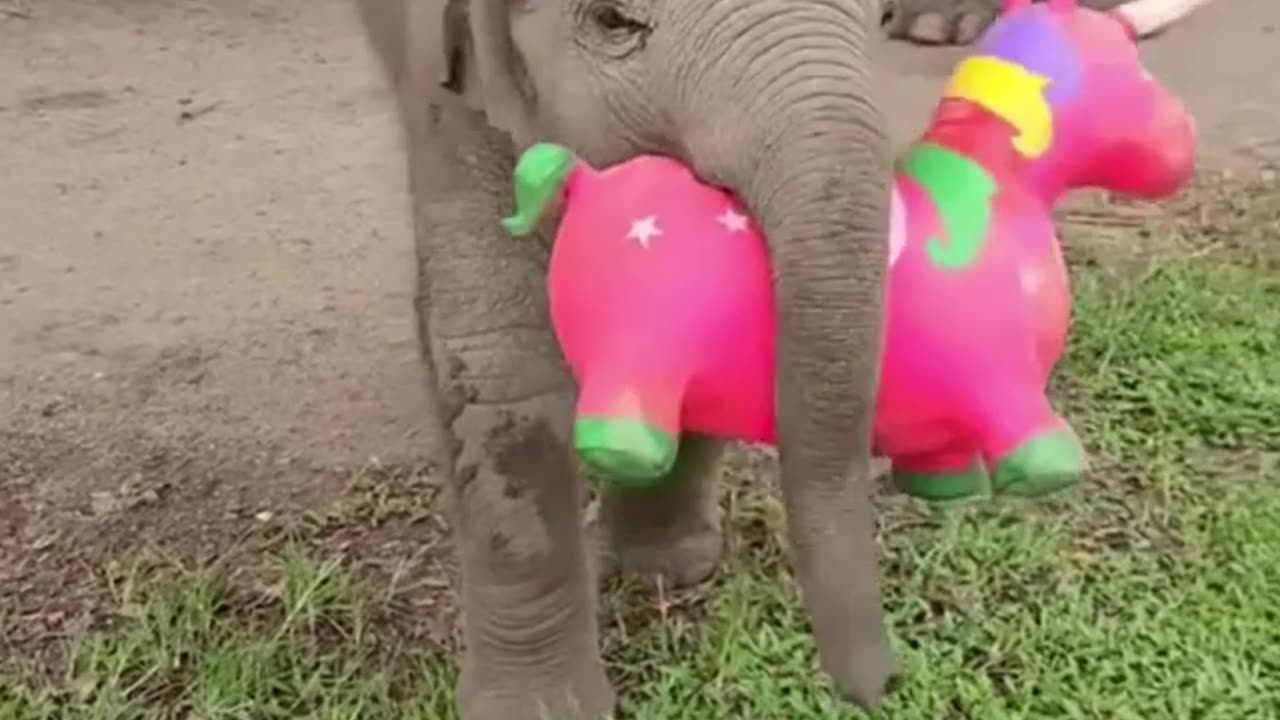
[501,0,1197,501]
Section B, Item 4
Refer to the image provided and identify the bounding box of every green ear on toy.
[502,142,578,237]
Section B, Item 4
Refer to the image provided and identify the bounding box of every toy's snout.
[1143,89,1196,196]
[1106,84,1195,198]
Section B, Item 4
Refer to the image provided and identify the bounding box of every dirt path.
[1,0,1276,645]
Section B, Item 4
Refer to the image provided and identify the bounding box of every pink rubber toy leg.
[890,448,987,501]
[573,365,687,487]
[974,388,1086,498]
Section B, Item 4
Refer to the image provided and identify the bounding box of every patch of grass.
[0,546,458,719]
[1059,252,1280,467]
[4,217,1279,718]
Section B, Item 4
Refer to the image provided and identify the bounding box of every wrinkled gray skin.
[884,0,1128,44]
[352,1,894,718]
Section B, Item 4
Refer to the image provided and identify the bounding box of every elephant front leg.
[438,339,614,720]
[587,434,726,588]
[420,205,613,718]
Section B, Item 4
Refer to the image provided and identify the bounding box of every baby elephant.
[505,0,1197,500]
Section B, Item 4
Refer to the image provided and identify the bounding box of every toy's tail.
[502,142,579,237]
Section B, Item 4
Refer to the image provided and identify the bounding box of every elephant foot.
[459,656,615,720]
[613,522,723,587]
[882,0,999,45]
[882,0,1130,46]
[586,497,724,588]
[890,455,986,501]
[990,428,1086,498]
[586,435,726,588]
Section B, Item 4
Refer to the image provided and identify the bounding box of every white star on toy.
[716,208,750,233]
[627,215,663,248]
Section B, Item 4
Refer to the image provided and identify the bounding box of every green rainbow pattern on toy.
[901,142,998,271]
[502,142,577,237]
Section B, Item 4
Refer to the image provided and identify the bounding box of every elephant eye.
[588,1,648,35]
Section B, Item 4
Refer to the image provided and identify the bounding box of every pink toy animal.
[502,0,1198,501]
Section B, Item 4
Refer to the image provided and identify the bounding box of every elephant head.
[354,0,897,712]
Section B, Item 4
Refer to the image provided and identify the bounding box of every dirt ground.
[2,0,1277,649]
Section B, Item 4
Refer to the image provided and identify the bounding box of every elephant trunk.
[679,2,890,503]
[670,3,897,703]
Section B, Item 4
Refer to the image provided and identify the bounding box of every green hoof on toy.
[991,429,1086,498]
[892,459,987,501]
[575,417,677,489]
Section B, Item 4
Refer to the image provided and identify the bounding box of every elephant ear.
[353,0,536,143]
[351,0,417,92]
[464,0,538,144]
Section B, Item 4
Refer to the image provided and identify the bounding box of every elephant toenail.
[907,13,952,45]
[953,12,989,45]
